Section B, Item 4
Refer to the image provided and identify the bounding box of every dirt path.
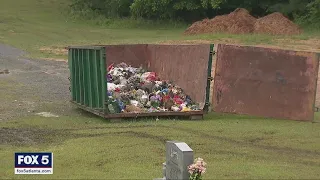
[0,44,77,121]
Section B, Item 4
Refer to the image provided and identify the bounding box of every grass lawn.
[0,0,319,60]
[1,113,320,179]
[1,0,320,179]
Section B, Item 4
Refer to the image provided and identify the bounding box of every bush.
[70,0,133,18]
[129,0,226,21]
[297,0,320,27]
[69,0,320,26]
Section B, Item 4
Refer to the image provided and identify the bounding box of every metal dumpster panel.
[213,44,319,121]
[316,57,320,109]
[71,101,203,119]
[147,44,212,109]
[69,44,213,119]
[105,44,148,68]
[68,46,106,110]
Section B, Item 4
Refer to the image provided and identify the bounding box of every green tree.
[69,0,320,25]
[129,0,225,21]
[70,0,133,18]
[268,0,320,26]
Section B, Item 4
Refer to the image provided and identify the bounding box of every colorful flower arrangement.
[188,157,207,180]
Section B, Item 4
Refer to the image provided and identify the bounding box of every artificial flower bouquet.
[188,157,207,180]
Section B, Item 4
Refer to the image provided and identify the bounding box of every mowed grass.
[1,113,320,179]
[0,0,319,60]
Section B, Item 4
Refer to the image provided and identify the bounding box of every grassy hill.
[1,0,319,61]
[0,0,187,60]
[0,0,320,179]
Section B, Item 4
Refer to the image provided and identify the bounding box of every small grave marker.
[154,141,194,180]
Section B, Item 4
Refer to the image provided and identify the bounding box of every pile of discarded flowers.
[106,63,201,113]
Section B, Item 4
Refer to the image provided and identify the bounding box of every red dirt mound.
[254,12,302,35]
[184,8,257,35]
[184,9,302,36]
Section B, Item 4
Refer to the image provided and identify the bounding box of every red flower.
[107,63,114,71]
[146,72,157,81]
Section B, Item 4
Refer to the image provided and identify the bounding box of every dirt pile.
[184,8,256,35]
[184,9,302,35]
[254,12,302,35]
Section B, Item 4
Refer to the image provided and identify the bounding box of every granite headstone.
[154,141,194,180]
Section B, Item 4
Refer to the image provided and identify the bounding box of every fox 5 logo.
[15,153,53,168]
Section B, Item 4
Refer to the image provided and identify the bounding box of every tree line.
[70,0,320,26]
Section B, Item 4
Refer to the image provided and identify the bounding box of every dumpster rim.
[71,101,204,119]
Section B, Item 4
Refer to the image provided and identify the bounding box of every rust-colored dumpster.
[213,44,319,121]
[67,44,214,120]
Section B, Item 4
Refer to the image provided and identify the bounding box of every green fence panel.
[80,49,85,105]
[204,44,214,113]
[87,49,93,108]
[68,46,106,111]
[83,49,89,106]
[96,50,103,109]
[100,48,107,113]
[75,49,80,103]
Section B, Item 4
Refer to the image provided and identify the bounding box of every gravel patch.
[0,44,77,121]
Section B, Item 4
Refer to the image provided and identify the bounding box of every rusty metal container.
[67,44,214,120]
[213,44,319,121]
